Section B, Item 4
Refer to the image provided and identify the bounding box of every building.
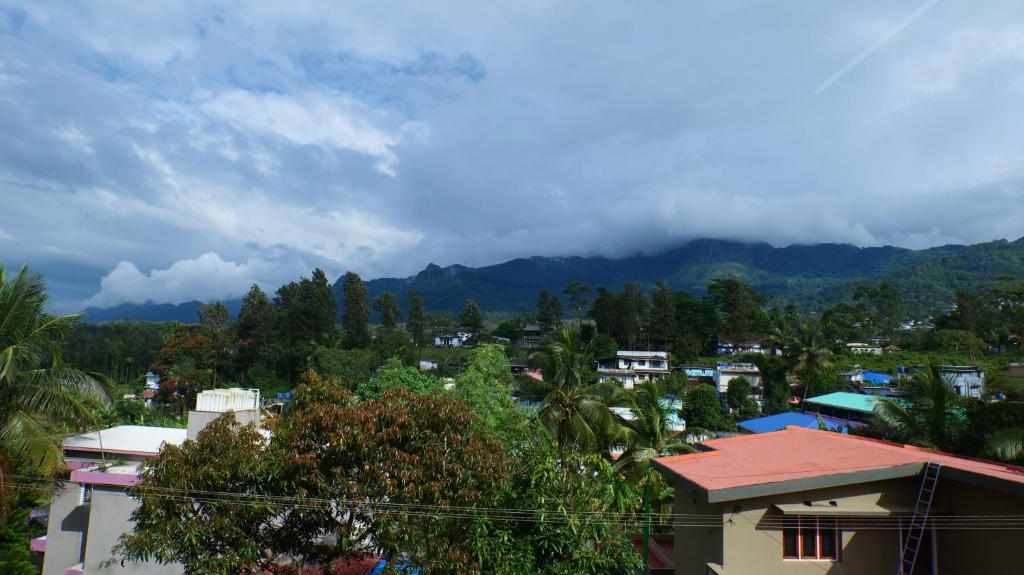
[654,426,1024,574]
[516,324,544,348]
[40,426,188,575]
[738,411,850,434]
[802,391,879,424]
[713,363,761,396]
[597,351,671,389]
[676,365,716,386]
[715,335,768,356]
[839,367,895,387]
[846,342,882,355]
[936,365,986,399]
[41,388,261,575]
[509,358,543,380]
[433,332,473,347]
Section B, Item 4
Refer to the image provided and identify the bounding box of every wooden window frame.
[782,516,840,561]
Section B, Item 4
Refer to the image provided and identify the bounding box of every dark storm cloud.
[1,0,1024,310]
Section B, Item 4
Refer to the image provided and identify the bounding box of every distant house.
[434,331,473,348]
[935,365,986,399]
[883,344,903,353]
[738,411,851,434]
[418,359,439,371]
[597,351,671,389]
[713,363,761,396]
[846,342,882,355]
[715,334,768,356]
[1003,363,1024,379]
[839,367,895,386]
[802,391,879,424]
[676,364,716,386]
[509,358,543,380]
[654,426,1024,574]
[517,324,544,348]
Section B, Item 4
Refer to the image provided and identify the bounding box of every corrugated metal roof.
[804,392,879,413]
[738,412,849,434]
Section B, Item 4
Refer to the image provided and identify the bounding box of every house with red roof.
[654,426,1024,574]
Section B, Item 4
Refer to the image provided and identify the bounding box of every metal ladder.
[899,461,941,575]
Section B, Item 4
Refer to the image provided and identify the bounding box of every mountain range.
[82,237,1024,323]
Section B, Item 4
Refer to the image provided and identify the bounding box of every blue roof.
[862,371,894,385]
[370,561,420,575]
[739,412,849,434]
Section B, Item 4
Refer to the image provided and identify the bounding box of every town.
[6,263,1024,574]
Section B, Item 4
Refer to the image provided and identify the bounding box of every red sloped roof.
[655,426,1024,493]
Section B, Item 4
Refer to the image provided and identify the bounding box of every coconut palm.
[0,265,112,516]
[871,364,964,451]
[790,321,835,399]
[529,329,618,452]
[612,380,698,479]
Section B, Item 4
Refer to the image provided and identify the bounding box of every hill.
[82,237,1024,322]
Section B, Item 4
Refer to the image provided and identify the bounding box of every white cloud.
[200,90,402,175]
[84,252,301,308]
[0,227,12,241]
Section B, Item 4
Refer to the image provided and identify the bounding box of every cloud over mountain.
[2,1,1024,310]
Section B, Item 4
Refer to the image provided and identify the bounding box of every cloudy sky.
[2,1,1024,311]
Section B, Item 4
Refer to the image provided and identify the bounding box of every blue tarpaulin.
[862,371,894,385]
[739,411,850,434]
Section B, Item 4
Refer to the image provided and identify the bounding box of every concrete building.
[715,335,768,356]
[597,351,671,389]
[846,342,882,355]
[936,365,986,399]
[516,324,544,348]
[41,388,261,575]
[433,332,472,347]
[41,426,187,575]
[713,363,761,396]
[655,426,1024,574]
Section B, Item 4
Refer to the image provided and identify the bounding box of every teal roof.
[804,392,879,413]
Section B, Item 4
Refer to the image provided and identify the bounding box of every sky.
[2,1,1024,311]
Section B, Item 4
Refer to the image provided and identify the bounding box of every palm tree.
[871,364,964,451]
[529,329,618,452]
[790,322,835,399]
[0,265,112,515]
[612,380,697,479]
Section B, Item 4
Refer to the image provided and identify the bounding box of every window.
[783,516,839,560]
[80,484,93,505]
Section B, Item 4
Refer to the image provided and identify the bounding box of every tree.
[672,292,721,359]
[459,299,485,335]
[275,269,339,380]
[530,329,616,451]
[621,283,646,349]
[707,277,767,336]
[197,302,234,388]
[648,280,676,348]
[726,376,758,418]
[563,281,590,328]
[237,284,276,378]
[406,290,427,360]
[307,347,375,390]
[450,345,532,446]
[340,271,370,349]
[790,322,835,399]
[0,265,112,513]
[465,443,644,574]
[869,364,967,452]
[0,479,43,574]
[372,291,402,334]
[112,414,283,574]
[683,384,724,430]
[614,380,697,479]
[853,282,905,341]
[355,357,444,400]
[537,289,558,333]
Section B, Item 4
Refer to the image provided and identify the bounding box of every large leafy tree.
[276,269,338,379]
[0,265,112,516]
[529,329,616,451]
[340,271,371,349]
[647,280,676,348]
[707,277,767,336]
[683,384,724,431]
